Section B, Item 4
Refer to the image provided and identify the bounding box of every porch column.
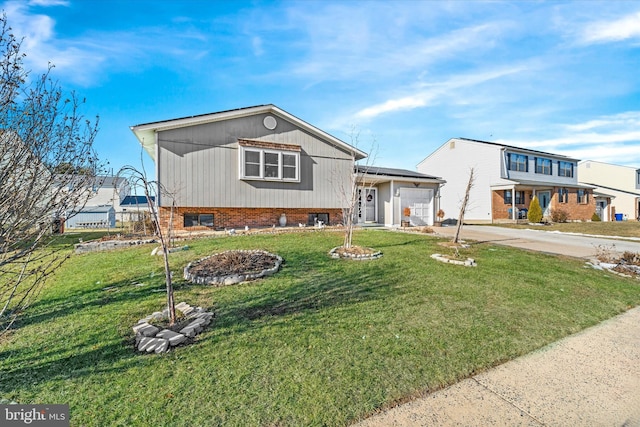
[511,185,516,220]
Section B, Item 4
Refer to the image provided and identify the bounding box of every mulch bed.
[187,251,280,277]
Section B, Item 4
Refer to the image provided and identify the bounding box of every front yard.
[1,229,639,426]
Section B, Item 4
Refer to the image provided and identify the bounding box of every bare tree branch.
[116,165,177,325]
[0,15,101,334]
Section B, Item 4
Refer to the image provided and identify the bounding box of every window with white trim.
[507,153,528,172]
[558,187,569,203]
[535,157,551,175]
[558,161,574,177]
[577,189,588,204]
[240,147,300,182]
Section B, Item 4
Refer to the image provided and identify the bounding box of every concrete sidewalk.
[354,306,640,426]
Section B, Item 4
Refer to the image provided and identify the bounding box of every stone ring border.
[328,247,383,260]
[133,302,214,354]
[183,249,283,286]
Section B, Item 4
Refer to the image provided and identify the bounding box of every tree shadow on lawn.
[11,274,178,330]
[208,260,401,334]
[0,337,143,397]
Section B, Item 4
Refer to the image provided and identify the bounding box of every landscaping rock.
[156,329,187,346]
[154,339,169,353]
[175,302,191,312]
[138,324,160,337]
[132,322,150,334]
[133,304,215,354]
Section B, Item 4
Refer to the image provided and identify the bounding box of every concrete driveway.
[432,224,640,258]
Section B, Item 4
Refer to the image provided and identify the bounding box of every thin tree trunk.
[453,168,475,244]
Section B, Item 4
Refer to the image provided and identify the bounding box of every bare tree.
[0,16,100,334]
[116,165,177,326]
[453,168,475,244]
[331,128,377,249]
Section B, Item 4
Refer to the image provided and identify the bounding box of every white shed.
[66,205,116,229]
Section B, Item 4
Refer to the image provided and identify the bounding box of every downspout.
[390,179,396,226]
[155,132,161,208]
[501,147,509,179]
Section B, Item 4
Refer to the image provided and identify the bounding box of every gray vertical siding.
[157,113,353,208]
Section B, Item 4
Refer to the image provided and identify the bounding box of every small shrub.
[621,251,640,266]
[527,196,543,223]
[551,209,569,223]
[591,212,601,221]
[594,244,617,263]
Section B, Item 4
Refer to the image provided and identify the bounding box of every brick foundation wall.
[492,188,596,221]
[158,207,344,233]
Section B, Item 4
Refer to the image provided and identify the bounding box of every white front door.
[365,188,376,222]
[358,188,377,223]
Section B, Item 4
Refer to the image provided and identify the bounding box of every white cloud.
[496,111,640,166]
[355,96,429,119]
[276,2,511,84]
[564,111,640,132]
[354,66,526,119]
[252,36,264,56]
[27,0,68,6]
[580,11,640,44]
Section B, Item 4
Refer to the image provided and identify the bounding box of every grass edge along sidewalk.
[1,229,638,426]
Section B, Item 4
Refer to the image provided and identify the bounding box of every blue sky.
[4,0,640,176]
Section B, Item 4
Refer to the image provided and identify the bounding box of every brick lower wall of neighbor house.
[551,188,596,221]
[492,190,533,219]
[492,188,596,221]
[158,207,344,232]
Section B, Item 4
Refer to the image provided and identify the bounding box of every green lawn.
[1,230,639,426]
[493,220,640,238]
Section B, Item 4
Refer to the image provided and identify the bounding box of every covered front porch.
[491,179,596,223]
[355,166,445,227]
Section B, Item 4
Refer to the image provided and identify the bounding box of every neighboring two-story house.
[130,105,444,232]
[417,138,596,224]
[578,160,640,222]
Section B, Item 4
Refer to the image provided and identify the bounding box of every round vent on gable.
[263,115,277,130]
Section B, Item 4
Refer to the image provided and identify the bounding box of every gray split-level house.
[130,105,444,232]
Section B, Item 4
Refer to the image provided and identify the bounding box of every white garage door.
[399,188,434,226]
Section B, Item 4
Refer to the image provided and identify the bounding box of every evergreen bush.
[591,212,601,221]
[528,196,543,223]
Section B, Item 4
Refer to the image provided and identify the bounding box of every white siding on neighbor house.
[578,160,640,220]
[417,139,504,223]
[156,113,353,209]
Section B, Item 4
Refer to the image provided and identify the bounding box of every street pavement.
[352,225,640,427]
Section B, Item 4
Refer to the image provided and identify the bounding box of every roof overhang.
[358,172,445,186]
[490,179,596,191]
[130,104,367,162]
